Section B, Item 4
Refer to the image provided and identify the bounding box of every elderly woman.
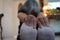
[17,0,55,40]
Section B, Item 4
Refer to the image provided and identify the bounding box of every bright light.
[43,4,52,10]
[48,2,60,9]
[44,13,47,16]
[43,4,52,15]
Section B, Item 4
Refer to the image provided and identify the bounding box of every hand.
[37,12,49,27]
[18,13,27,22]
[24,15,37,29]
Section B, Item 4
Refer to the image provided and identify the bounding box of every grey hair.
[18,0,41,15]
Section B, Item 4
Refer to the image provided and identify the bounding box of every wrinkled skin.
[24,15,37,29]
[37,12,50,28]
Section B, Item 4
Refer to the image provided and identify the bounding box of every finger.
[38,17,46,26]
[38,19,42,28]
[24,17,28,25]
[33,17,37,26]
[43,17,50,27]
[24,17,28,22]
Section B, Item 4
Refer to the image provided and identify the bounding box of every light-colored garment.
[20,23,37,40]
[38,26,55,40]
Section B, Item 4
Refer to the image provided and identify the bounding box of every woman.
[17,0,49,40]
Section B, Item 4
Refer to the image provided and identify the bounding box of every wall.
[2,0,14,38]
[0,0,3,14]
[0,0,19,38]
[0,0,26,38]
